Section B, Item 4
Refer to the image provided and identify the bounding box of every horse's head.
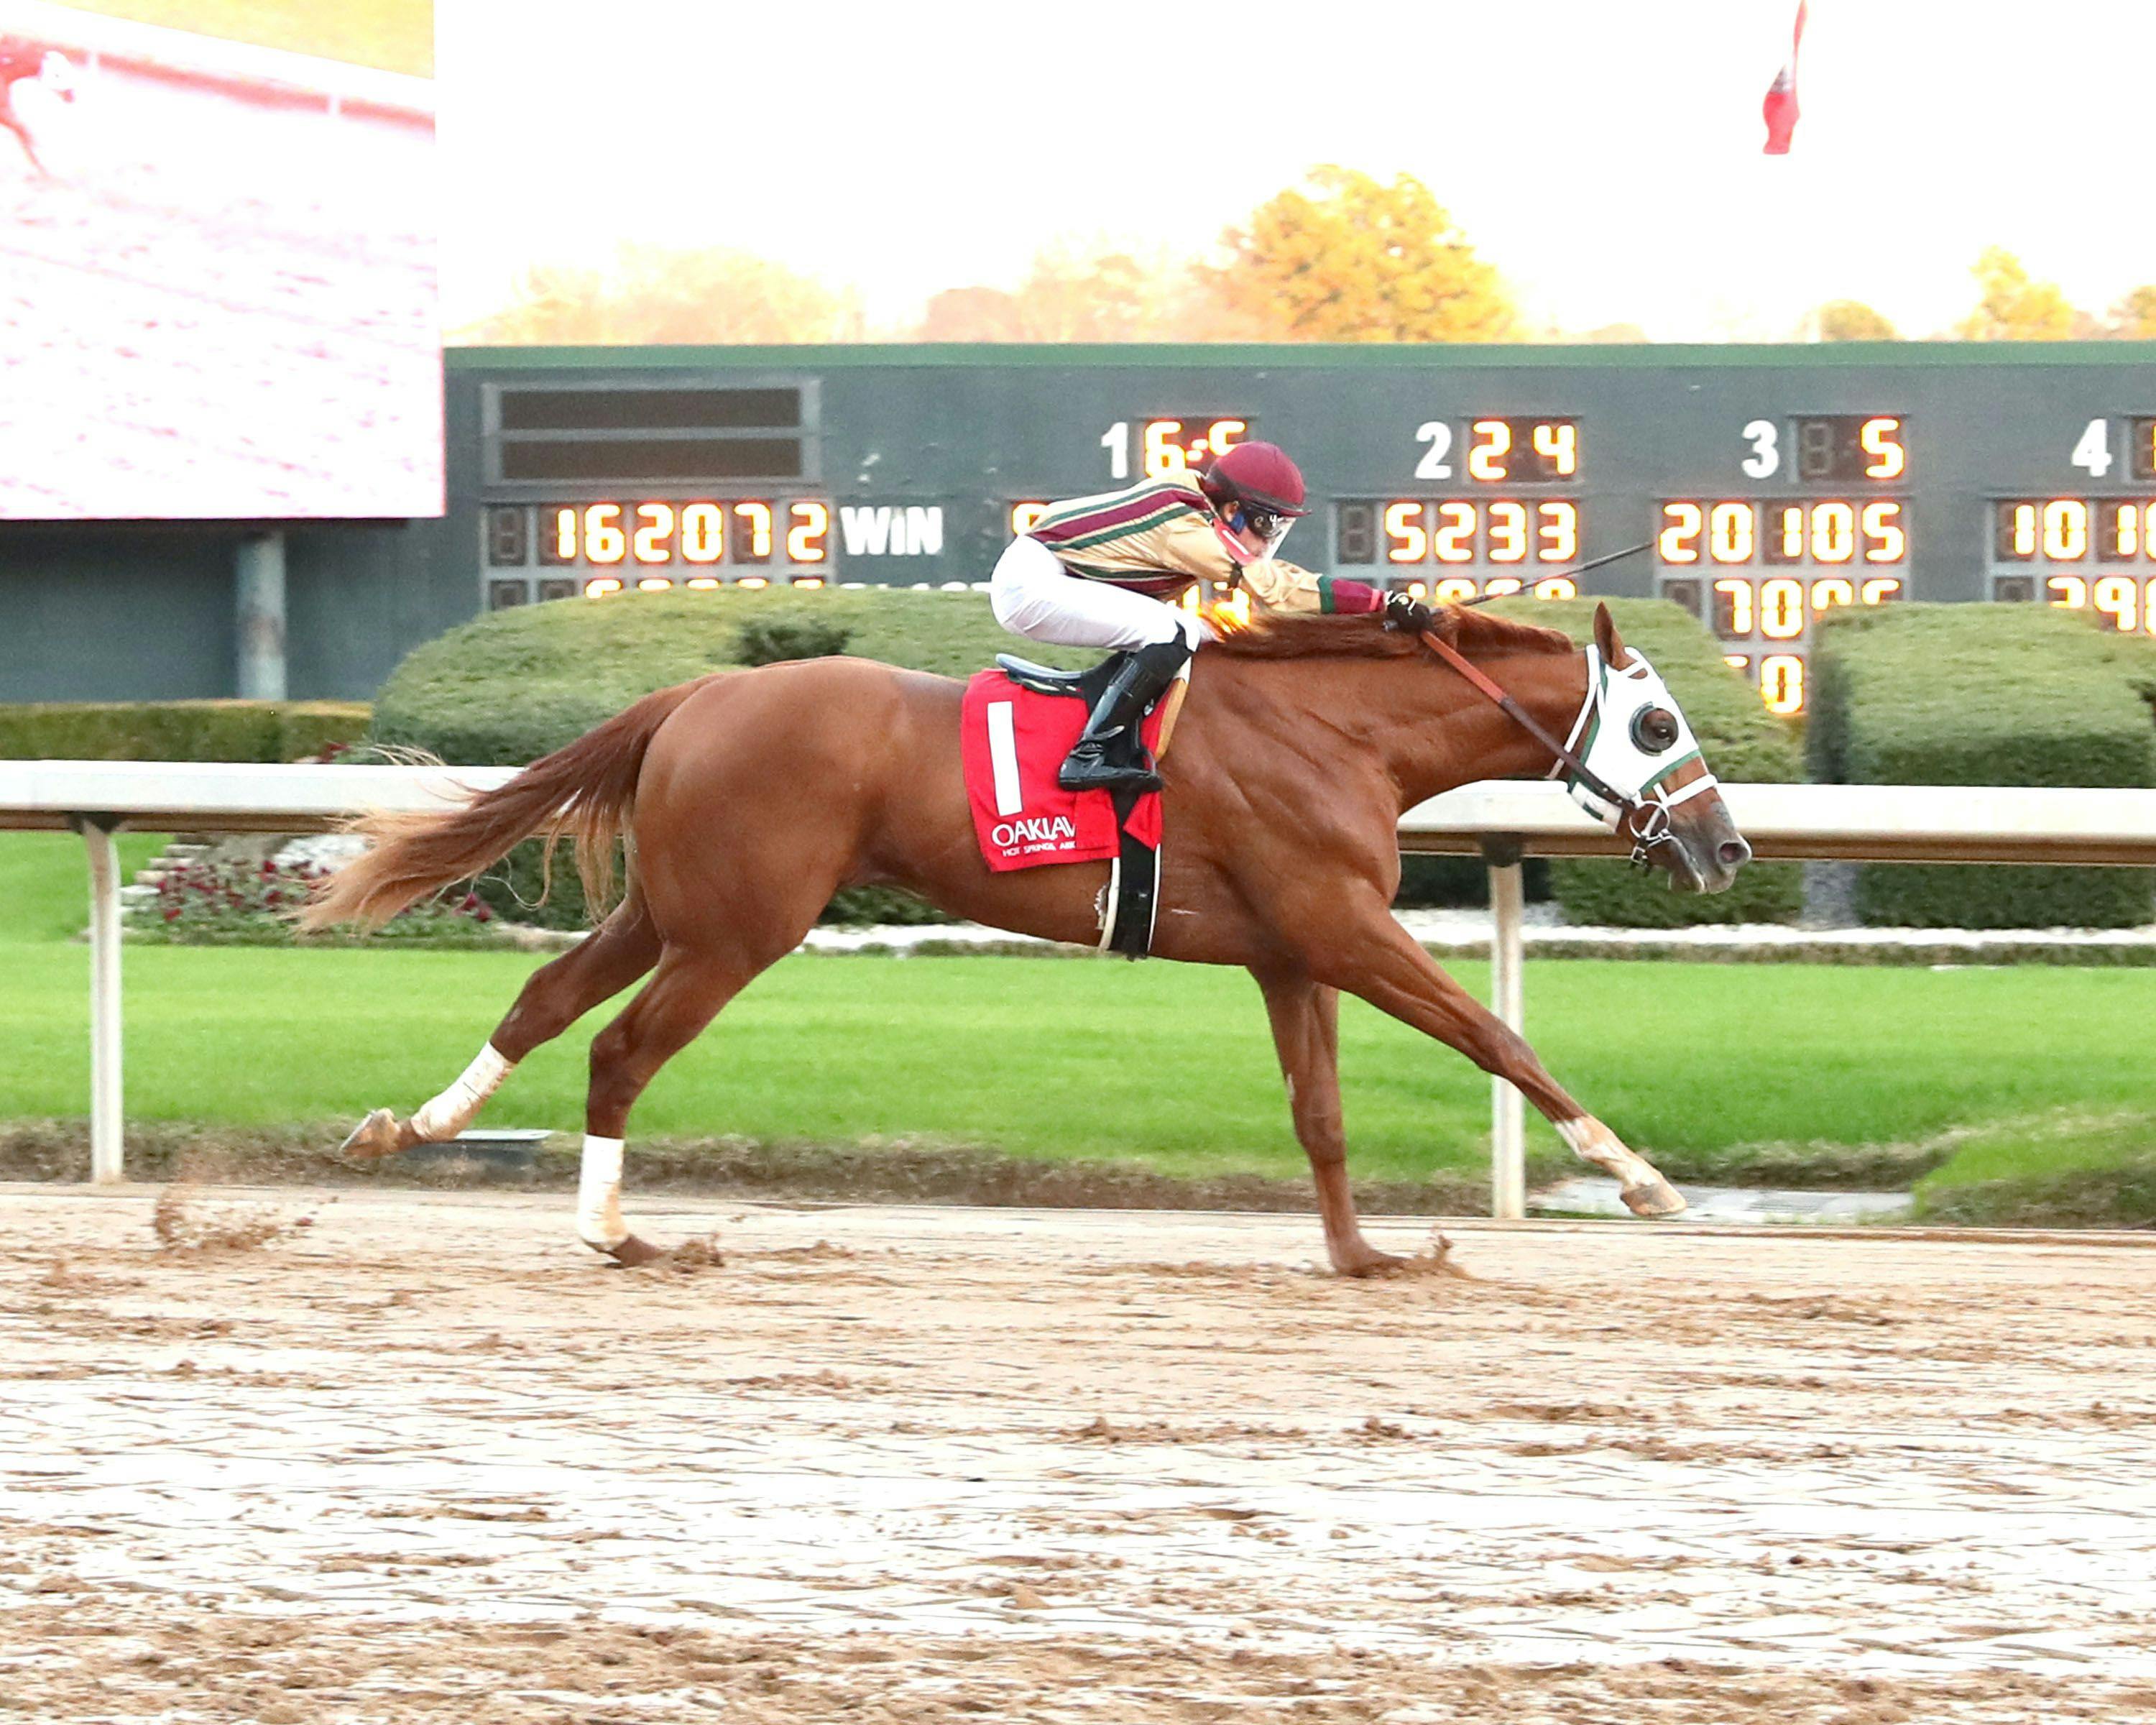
[1561,604,1752,895]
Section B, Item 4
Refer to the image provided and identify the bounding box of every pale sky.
[436,0,2156,341]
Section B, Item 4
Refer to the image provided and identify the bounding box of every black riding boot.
[1057,638,1191,794]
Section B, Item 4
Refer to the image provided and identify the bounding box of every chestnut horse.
[305,602,1751,1275]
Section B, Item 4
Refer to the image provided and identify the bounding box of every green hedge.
[377,592,1069,928]
[372,588,1093,765]
[0,700,372,762]
[1488,598,1805,926]
[1810,605,2156,928]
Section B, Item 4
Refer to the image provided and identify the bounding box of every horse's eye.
[1631,707,1679,753]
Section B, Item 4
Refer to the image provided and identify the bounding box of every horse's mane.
[1206,606,1575,663]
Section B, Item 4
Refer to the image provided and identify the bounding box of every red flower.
[162,907,180,922]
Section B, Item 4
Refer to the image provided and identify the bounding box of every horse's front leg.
[1253,967,1403,1276]
[1307,909,1686,1218]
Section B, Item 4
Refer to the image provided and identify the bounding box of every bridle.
[1415,628,1713,871]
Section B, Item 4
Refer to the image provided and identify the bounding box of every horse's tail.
[300,679,710,932]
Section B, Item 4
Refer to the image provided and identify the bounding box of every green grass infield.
[4,834,2148,1223]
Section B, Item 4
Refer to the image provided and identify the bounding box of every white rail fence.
[6,760,2155,1210]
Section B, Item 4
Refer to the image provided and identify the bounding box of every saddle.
[962,654,1169,959]
[994,653,1120,702]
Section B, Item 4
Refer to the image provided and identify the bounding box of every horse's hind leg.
[340,891,662,1158]
[574,944,764,1266]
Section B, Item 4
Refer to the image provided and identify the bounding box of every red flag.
[1762,0,1807,155]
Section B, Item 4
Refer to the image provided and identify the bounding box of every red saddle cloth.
[959,670,1166,873]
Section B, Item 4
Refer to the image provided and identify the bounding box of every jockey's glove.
[1382,592,1436,635]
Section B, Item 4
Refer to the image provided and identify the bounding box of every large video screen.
[0,1,441,520]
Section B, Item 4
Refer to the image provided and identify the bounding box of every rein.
[1414,627,1687,870]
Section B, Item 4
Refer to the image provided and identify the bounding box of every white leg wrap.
[1557,1116,1657,1188]
[577,1135,628,1251]
[410,1043,514,1142]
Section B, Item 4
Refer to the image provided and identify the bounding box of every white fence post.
[1482,837,1527,1220]
[71,815,126,1184]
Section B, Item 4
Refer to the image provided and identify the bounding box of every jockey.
[990,441,1392,794]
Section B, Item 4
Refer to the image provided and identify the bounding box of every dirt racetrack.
[4,1184,2155,1723]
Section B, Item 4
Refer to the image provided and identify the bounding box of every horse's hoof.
[602,1233,667,1269]
[1621,1177,1687,1218]
[1328,1238,1409,1277]
[338,1108,405,1159]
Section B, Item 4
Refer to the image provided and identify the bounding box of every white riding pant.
[990,535,1204,652]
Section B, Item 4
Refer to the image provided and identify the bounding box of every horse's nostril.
[1718,839,1752,869]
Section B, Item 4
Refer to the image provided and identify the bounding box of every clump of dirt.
[1396,1230,1473,1279]
[150,1183,310,1253]
[662,1233,726,1273]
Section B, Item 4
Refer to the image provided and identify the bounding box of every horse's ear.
[1592,602,1627,666]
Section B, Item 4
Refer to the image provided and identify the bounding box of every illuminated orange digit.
[1532,577,1577,601]
[1759,654,1806,716]
[681,502,724,563]
[1859,577,1902,605]
[2094,575,2139,633]
[1482,576,1524,598]
[1760,577,1805,640]
[1776,505,1805,560]
[549,506,579,561]
[582,576,622,599]
[1142,420,1186,477]
[1809,576,1856,614]
[2008,502,2038,558]
[1468,420,1510,482]
[1810,502,1855,564]
[1384,501,1429,564]
[1432,577,1478,604]
[2147,503,2156,561]
[1713,577,1756,635]
[1487,502,1527,564]
[1433,502,1475,564]
[733,502,773,559]
[583,504,626,564]
[2045,574,2088,610]
[1531,421,1577,476]
[2042,500,2088,561]
[2106,501,2139,561]
[1658,502,1702,564]
[1536,501,1577,562]
[1207,418,1248,456]
[787,500,831,563]
[1861,500,1905,564]
[1009,501,1049,535]
[1859,416,1905,479]
[1708,502,1754,564]
[635,576,673,592]
[684,576,721,590]
[633,503,675,564]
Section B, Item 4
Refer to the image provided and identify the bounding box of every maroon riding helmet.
[1200,441,1309,519]
[1199,441,1309,559]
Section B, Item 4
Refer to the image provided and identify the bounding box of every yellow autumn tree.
[1812,299,1898,341]
[2105,285,2156,339]
[915,244,1259,343]
[1957,247,2078,341]
[1209,167,1516,343]
[465,247,859,344]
